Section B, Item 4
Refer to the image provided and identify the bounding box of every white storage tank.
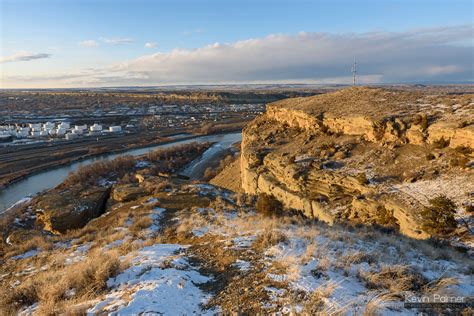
[43,122,55,129]
[109,126,122,132]
[29,123,41,130]
[18,130,29,137]
[75,125,87,131]
[90,123,103,132]
[59,122,70,129]
[65,133,78,140]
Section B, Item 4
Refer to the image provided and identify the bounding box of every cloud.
[144,42,157,48]
[4,25,473,87]
[79,40,99,47]
[111,25,473,84]
[0,52,51,63]
[102,37,134,45]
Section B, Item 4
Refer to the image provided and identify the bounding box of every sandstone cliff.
[241,87,474,239]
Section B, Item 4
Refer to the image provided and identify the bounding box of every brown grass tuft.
[0,249,122,314]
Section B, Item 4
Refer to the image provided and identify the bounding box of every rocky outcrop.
[36,186,110,234]
[241,87,473,239]
[427,121,474,149]
[112,184,147,202]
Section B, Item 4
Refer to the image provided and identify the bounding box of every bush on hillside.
[256,193,283,216]
[420,196,457,235]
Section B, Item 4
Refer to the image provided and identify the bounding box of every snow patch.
[89,244,215,315]
[12,249,39,260]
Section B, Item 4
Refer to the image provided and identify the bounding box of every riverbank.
[0,127,243,190]
[0,131,242,212]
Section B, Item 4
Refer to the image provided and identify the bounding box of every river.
[0,132,242,213]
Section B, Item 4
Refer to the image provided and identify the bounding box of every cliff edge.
[241,87,473,239]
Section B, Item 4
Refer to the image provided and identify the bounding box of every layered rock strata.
[241,87,473,239]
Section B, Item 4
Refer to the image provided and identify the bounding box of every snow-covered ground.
[6,184,473,315]
[89,244,215,315]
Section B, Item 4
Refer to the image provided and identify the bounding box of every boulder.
[37,186,110,234]
[112,184,146,202]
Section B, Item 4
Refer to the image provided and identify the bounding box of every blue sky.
[1,0,473,87]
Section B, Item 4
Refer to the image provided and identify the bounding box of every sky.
[0,0,473,88]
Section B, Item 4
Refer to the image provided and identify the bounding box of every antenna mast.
[352,59,357,86]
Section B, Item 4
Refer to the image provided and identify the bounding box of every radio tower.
[351,59,357,86]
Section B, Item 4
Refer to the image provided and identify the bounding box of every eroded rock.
[112,184,147,202]
[36,186,110,234]
[241,87,473,239]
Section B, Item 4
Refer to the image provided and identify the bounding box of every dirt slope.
[209,157,242,192]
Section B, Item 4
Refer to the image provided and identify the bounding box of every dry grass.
[302,282,339,314]
[4,234,53,258]
[0,249,123,315]
[129,216,153,233]
[364,292,403,316]
[253,225,288,251]
[359,265,427,292]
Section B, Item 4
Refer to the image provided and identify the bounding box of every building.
[109,126,122,132]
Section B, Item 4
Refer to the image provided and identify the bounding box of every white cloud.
[79,40,99,47]
[144,42,157,48]
[3,25,473,87]
[102,37,134,45]
[111,25,473,84]
[0,52,51,63]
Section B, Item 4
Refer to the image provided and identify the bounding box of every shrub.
[458,121,470,128]
[147,142,210,175]
[412,113,429,131]
[449,156,469,168]
[256,193,283,216]
[130,216,153,233]
[465,204,474,214]
[64,155,136,186]
[361,265,427,292]
[432,137,450,149]
[420,196,457,235]
[425,153,435,161]
[374,205,398,227]
[355,172,369,185]
[455,145,472,155]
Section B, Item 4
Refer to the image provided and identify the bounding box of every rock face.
[112,184,147,202]
[36,186,110,234]
[241,87,474,239]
